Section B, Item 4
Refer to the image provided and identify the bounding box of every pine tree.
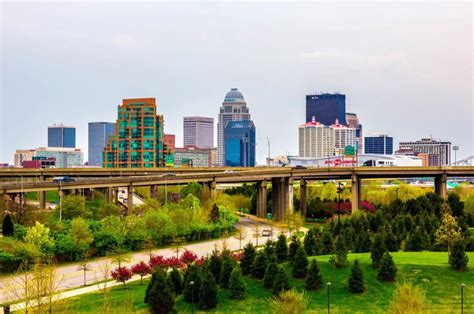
[348,260,365,293]
[210,203,220,223]
[148,269,175,314]
[198,266,218,309]
[303,228,317,256]
[241,242,256,276]
[251,251,267,279]
[320,231,333,254]
[272,267,291,296]
[329,235,347,268]
[144,270,157,303]
[263,255,279,288]
[2,214,14,236]
[208,249,222,282]
[263,239,276,259]
[383,227,399,252]
[182,264,201,303]
[292,246,308,278]
[377,252,397,282]
[405,226,424,251]
[355,230,371,253]
[370,233,386,268]
[288,236,301,262]
[169,267,182,295]
[220,256,236,288]
[305,259,323,290]
[275,233,288,263]
[229,266,246,299]
[449,240,469,271]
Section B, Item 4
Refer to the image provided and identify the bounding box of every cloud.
[111,33,140,49]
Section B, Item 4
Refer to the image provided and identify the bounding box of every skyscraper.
[88,122,116,166]
[306,93,346,125]
[183,116,214,149]
[103,98,167,168]
[364,134,393,155]
[346,112,363,154]
[398,138,451,166]
[217,88,251,166]
[224,120,256,167]
[48,124,76,148]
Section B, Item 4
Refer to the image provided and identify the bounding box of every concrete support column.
[39,191,46,209]
[106,187,113,203]
[256,180,268,218]
[209,179,217,201]
[127,185,134,215]
[113,188,119,204]
[150,185,158,199]
[351,174,361,213]
[435,174,447,199]
[287,178,294,214]
[271,177,291,221]
[3,193,11,211]
[300,179,307,218]
[271,178,280,220]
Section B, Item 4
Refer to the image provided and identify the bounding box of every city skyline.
[1,2,472,164]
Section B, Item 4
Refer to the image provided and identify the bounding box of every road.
[0,217,282,305]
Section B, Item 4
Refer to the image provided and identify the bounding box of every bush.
[305,259,322,290]
[240,242,256,275]
[377,252,397,281]
[148,268,175,314]
[292,247,308,278]
[449,240,469,271]
[182,264,201,303]
[208,249,222,282]
[2,214,14,236]
[288,236,301,262]
[198,266,218,309]
[0,251,22,273]
[229,265,245,299]
[268,290,308,314]
[388,282,428,314]
[348,259,365,293]
[264,255,279,288]
[275,234,288,263]
[303,228,318,256]
[251,251,267,279]
[329,235,347,268]
[370,233,386,268]
[273,267,291,296]
[169,267,182,294]
[220,256,236,288]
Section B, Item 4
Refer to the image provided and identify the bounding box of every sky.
[1,1,473,165]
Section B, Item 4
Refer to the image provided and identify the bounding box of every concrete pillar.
[106,187,113,203]
[209,179,217,201]
[271,177,292,221]
[287,178,294,214]
[127,185,134,215]
[435,174,447,199]
[39,191,46,209]
[300,179,307,218]
[113,188,119,204]
[256,180,267,218]
[351,174,361,213]
[3,193,11,211]
[150,185,158,199]
[271,178,280,220]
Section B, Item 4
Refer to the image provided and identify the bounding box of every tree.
[320,230,334,254]
[183,264,201,303]
[447,193,464,217]
[59,194,90,220]
[24,221,55,259]
[251,251,267,279]
[111,266,132,289]
[348,260,365,293]
[387,283,428,314]
[405,227,425,252]
[77,263,92,286]
[210,203,220,223]
[303,228,317,256]
[449,240,469,271]
[435,211,462,252]
[264,255,279,288]
[370,233,386,268]
[288,236,301,262]
[131,261,152,284]
[220,256,236,288]
[273,267,291,296]
[263,239,276,260]
[241,242,256,275]
[234,227,247,250]
[329,235,347,268]
[292,247,308,278]
[269,290,308,314]
[69,217,94,258]
[305,259,323,290]
[2,214,14,236]
[383,227,399,252]
[198,266,218,309]
[96,202,121,219]
[148,268,175,314]
[169,267,183,295]
[229,266,245,299]
[208,249,222,281]
[377,252,397,281]
[180,182,203,200]
[275,233,288,263]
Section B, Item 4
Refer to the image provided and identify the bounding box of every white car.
[262,229,272,237]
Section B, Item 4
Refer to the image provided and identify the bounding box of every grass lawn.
[56,251,474,314]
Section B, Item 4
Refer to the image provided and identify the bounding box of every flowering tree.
[111,266,133,289]
[196,256,206,266]
[149,254,166,269]
[165,257,185,269]
[131,261,152,284]
[179,250,198,265]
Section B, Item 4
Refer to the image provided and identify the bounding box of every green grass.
[26,191,59,203]
[55,252,474,313]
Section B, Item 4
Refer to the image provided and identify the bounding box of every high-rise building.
[217,88,251,166]
[183,117,214,149]
[306,93,346,125]
[174,147,217,167]
[48,124,76,148]
[364,134,393,155]
[15,147,83,168]
[224,120,256,167]
[103,98,167,168]
[331,119,356,154]
[346,112,363,154]
[88,122,116,166]
[398,138,451,166]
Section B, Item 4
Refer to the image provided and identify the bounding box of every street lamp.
[337,182,343,235]
[327,282,332,314]
[453,146,459,166]
[59,180,62,221]
[461,283,466,314]
[190,280,195,314]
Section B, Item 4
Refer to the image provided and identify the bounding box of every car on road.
[53,176,75,183]
[123,198,128,203]
[262,229,272,237]
[224,170,234,173]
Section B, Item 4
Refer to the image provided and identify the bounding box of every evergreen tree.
[182,264,201,303]
[198,266,218,309]
[263,255,279,288]
[229,265,246,299]
[305,259,323,290]
[208,249,222,282]
[292,246,309,278]
[348,259,365,293]
[2,214,14,236]
[370,233,386,268]
[320,230,334,254]
[169,267,182,295]
[144,270,157,303]
[272,267,291,296]
[329,235,347,268]
[449,240,469,271]
[355,230,371,253]
[303,228,317,256]
[241,242,256,276]
[447,193,464,217]
[148,269,175,314]
[342,226,355,252]
[220,256,236,288]
[210,203,220,223]
[263,239,276,259]
[377,252,397,282]
[383,227,399,252]
[251,251,267,279]
[288,236,301,262]
[405,226,424,251]
[275,233,288,262]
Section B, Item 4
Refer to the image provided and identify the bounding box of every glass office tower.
[48,124,76,148]
[224,120,256,167]
[88,122,116,166]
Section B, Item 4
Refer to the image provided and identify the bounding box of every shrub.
[148,268,175,314]
[292,247,308,278]
[208,249,222,281]
[220,256,236,288]
[264,255,279,288]
[449,240,469,271]
[303,228,318,256]
[387,282,428,314]
[273,267,291,296]
[348,260,365,293]
[275,234,288,262]
[370,233,386,268]
[377,252,397,282]
[182,264,201,303]
[169,267,182,295]
[329,235,347,268]
[2,214,14,236]
[288,236,301,262]
[268,289,308,314]
[229,265,245,299]
[198,266,218,309]
[240,242,256,275]
[305,259,323,290]
[251,251,267,279]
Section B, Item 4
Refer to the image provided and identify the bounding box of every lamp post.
[190,280,195,314]
[453,146,459,166]
[59,180,62,221]
[461,283,466,314]
[327,282,332,314]
[337,182,343,235]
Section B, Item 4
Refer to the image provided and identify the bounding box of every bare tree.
[95,261,112,314]
[234,227,248,251]
[77,263,93,286]
[4,262,33,313]
[253,223,261,247]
